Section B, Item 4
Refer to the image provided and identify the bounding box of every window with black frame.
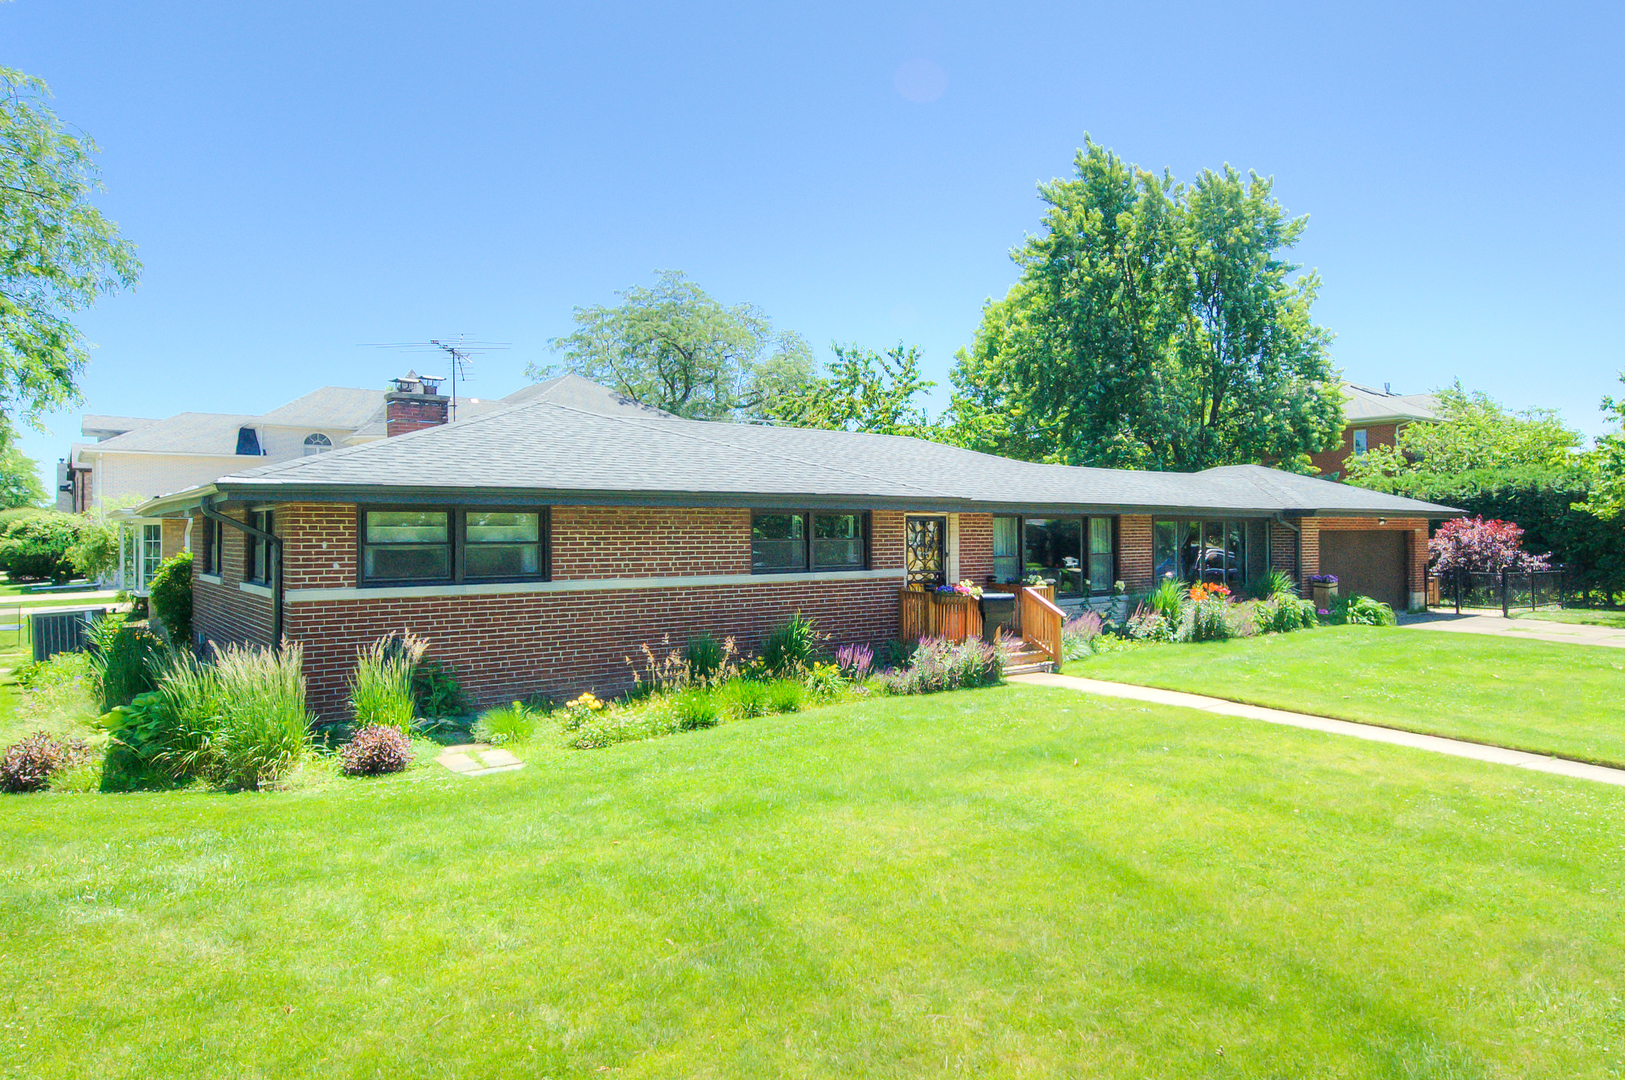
[751,511,868,574]
[360,510,451,583]
[358,508,549,586]
[464,511,543,579]
[201,517,221,576]
[1153,519,1259,588]
[1015,516,1115,597]
[243,510,274,584]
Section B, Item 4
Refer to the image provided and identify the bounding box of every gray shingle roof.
[82,412,263,457]
[1343,383,1438,423]
[164,393,1459,518]
[257,387,384,430]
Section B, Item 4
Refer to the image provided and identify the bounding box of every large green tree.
[765,342,935,436]
[1586,372,1625,520]
[533,270,813,421]
[1345,381,1582,486]
[1,66,139,436]
[1346,383,1624,599]
[0,444,45,508]
[945,139,1341,471]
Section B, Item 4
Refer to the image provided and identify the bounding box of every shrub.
[1246,569,1300,601]
[1126,605,1173,642]
[1062,612,1103,660]
[412,658,471,719]
[348,632,428,733]
[1331,593,1398,627]
[767,679,805,713]
[882,637,1003,694]
[340,725,413,776]
[718,679,770,719]
[685,634,726,682]
[1257,593,1319,634]
[148,552,193,645]
[671,689,721,730]
[833,642,874,681]
[803,662,846,697]
[208,642,311,790]
[1,731,89,792]
[628,635,739,693]
[1176,596,1233,643]
[474,702,537,745]
[0,511,84,582]
[86,614,162,711]
[1148,578,1186,621]
[760,612,823,677]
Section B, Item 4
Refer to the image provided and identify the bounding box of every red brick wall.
[191,508,275,648]
[197,503,912,718]
[957,513,993,582]
[161,518,188,561]
[553,506,750,578]
[384,395,449,437]
[1269,520,1300,590]
[1304,516,1429,599]
[282,503,356,590]
[1118,515,1154,591]
[289,577,902,717]
[1310,422,1402,478]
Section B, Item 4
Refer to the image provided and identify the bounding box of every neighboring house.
[63,372,571,593]
[134,376,1461,719]
[1310,382,1438,479]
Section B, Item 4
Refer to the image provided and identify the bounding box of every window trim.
[243,510,274,586]
[303,432,333,455]
[1352,428,1368,456]
[750,510,871,575]
[995,514,1118,596]
[356,505,551,587]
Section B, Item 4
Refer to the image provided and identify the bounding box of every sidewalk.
[1009,671,1625,788]
[1397,610,1625,649]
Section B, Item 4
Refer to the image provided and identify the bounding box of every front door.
[906,516,947,588]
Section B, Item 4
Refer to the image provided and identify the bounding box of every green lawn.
[1066,625,1625,767]
[1515,608,1625,630]
[4,684,1625,1077]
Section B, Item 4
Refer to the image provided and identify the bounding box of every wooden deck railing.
[1008,583,1055,635]
[1018,587,1064,667]
[898,589,984,643]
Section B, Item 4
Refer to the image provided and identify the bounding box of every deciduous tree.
[1,66,139,434]
[533,270,813,421]
[766,342,935,436]
[944,139,1341,471]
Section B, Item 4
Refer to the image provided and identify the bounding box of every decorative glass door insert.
[905,516,946,588]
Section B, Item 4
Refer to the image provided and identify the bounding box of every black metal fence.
[1447,568,1567,616]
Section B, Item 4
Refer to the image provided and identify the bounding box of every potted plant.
[1308,574,1339,612]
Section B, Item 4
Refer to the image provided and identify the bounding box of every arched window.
[303,433,333,456]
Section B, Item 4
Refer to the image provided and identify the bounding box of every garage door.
[1318,531,1407,609]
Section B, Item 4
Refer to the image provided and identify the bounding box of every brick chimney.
[385,371,449,437]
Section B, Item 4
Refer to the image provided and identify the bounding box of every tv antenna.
[358,336,510,422]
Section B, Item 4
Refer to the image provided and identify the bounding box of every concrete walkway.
[1398,610,1625,649]
[1009,671,1625,788]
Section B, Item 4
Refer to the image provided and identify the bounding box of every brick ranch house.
[134,376,1459,719]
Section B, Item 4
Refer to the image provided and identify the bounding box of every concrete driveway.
[1399,610,1625,649]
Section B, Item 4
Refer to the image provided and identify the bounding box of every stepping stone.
[434,743,525,776]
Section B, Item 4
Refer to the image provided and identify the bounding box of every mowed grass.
[1517,608,1625,630]
[5,685,1625,1078]
[1067,625,1625,767]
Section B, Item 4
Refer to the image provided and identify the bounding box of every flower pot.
[1311,582,1338,611]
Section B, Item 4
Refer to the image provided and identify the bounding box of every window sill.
[288,567,902,603]
[197,573,224,585]
[239,581,273,599]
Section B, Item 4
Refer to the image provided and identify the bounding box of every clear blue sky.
[7,0,1624,489]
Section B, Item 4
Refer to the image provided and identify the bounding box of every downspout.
[200,498,283,648]
[1273,513,1302,595]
